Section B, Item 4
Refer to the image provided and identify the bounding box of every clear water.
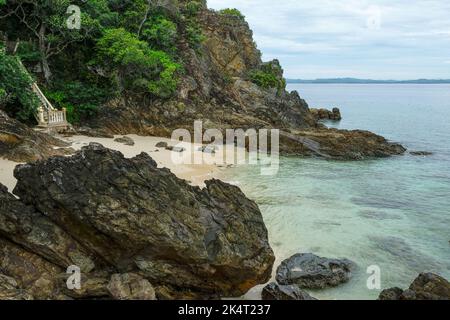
[223,84,450,300]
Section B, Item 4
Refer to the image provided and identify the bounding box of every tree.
[94,28,180,98]
[0,0,109,82]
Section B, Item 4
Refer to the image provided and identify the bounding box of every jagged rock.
[378,287,404,300]
[0,184,97,273]
[107,273,156,300]
[262,282,317,300]
[276,253,355,289]
[156,141,169,148]
[114,136,135,146]
[0,110,73,162]
[310,108,342,121]
[280,129,406,160]
[379,273,450,300]
[410,151,433,156]
[0,274,34,300]
[12,143,275,298]
[74,126,114,138]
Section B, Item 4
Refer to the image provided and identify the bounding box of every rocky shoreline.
[0,143,274,299]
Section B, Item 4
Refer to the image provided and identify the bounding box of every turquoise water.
[224,84,450,300]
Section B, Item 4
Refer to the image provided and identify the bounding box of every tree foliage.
[0,0,207,122]
[219,8,245,20]
[0,50,39,120]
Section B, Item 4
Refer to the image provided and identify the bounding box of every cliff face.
[92,5,315,135]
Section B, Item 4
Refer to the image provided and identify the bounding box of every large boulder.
[262,282,317,300]
[275,253,355,289]
[12,143,275,298]
[379,273,450,300]
[0,110,73,162]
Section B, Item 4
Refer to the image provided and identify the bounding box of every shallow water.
[223,84,450,300]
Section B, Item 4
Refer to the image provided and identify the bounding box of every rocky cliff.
[0,143,274,299]
[89,3,405,160]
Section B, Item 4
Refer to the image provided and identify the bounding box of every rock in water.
[379,273,450,300]
[12,143,275,298]
[0,110,73,162]
[262,282,317,300]
[275,253,355,289]
[114,136,135,146]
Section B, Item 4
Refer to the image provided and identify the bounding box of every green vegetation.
[0,0,206,123]
[219,8,245,20]
[0,50,39,121]
[249,63,286,90]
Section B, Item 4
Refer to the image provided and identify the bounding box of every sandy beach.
[0,134,237,193]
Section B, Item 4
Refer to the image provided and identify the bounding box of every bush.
[141,15,178,54]
[94,28,180,98]
[0,51,39,121]
[219,8,245,20]
[46,81,110,124]
[249,63,286,90]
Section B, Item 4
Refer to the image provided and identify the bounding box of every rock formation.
[0,143,275,299]
[262,282,317,300]
[310,108,342,121]
[379,273,450,300]
[275,253,355,289]
[0,110,73,162]
[87,4,405,160]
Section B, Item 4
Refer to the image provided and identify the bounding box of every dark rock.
[75,126,114,138]
[379,273,450,300]
[0,184,97,273]
[276,253,355,289]
[410,151,433,156]
[262,282,317,300]
[12,143,275,298]
[114,136,135,146]
[155,141,169,148]
[165,145,186,152]
[279,129,406,160]
[310,108,342,121]
[378,287,404,300]
[0,110,72,162]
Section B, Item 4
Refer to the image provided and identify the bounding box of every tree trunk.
[38,24,52,83]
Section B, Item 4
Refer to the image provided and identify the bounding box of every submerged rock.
[410,151,433,156]
[114,136,135,146]
[275,253,355,289]
[11,143,274,298]
[379,273,450,300]
[262,282,317,300]
[0,110,72,162]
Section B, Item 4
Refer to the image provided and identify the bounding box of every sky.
[207,0,450,80]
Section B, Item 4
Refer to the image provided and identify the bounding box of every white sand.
[0,158,20,192]
[67,134,231,187]
[0,134,238,194]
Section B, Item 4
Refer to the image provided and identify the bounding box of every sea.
[223,84,450,300]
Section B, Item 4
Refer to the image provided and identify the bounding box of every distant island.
[286,78,450,84]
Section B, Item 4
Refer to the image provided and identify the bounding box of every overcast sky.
[208,0,450,80]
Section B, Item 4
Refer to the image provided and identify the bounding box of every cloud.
[207,0,450,79]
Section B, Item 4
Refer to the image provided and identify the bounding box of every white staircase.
[17,58,69,131]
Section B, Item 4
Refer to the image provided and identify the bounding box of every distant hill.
[286,78,450,84]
